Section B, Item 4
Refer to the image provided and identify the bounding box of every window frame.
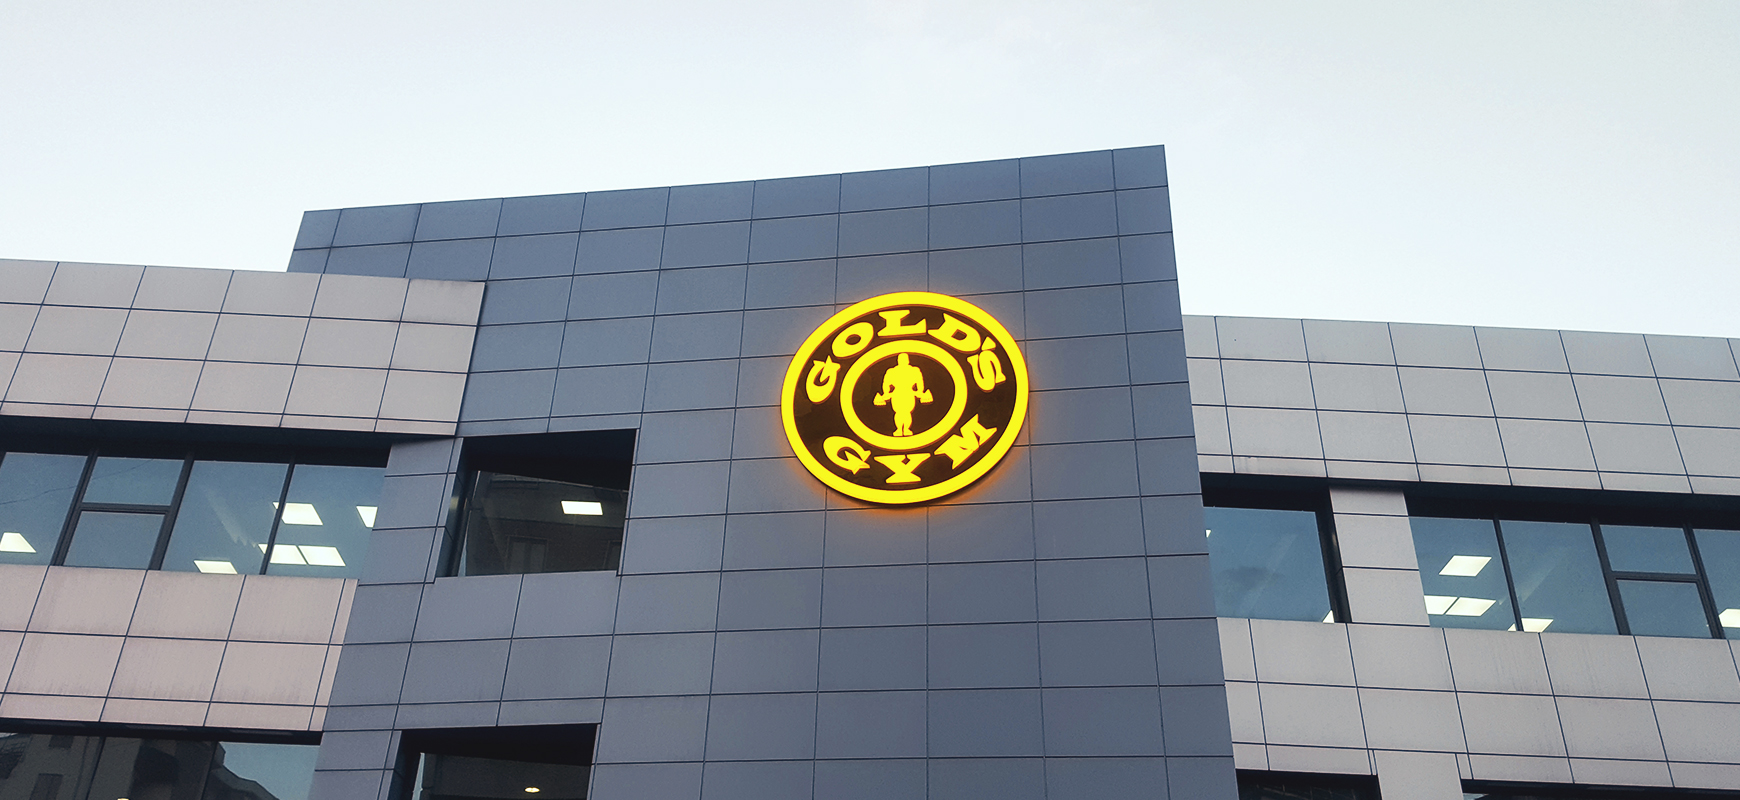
[442,430,635,579]
[0,445,384,576]
[1409,491,1736,639]
[1201,478,1351,625]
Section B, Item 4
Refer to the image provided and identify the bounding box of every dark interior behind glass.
[0,730,317,800]
[1238,770,1379,800]
[453,431,635,577]
[404,725,595,800]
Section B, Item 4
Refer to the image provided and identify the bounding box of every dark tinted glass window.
[1205,506,1334,622]
[0,446,384,576]
[1238,770,1378,800]
[265,465,384,579]
[1696,529,1740,634]
[415,753,590,800]
[206,741,319,800]
[0,731,316,800]
[457,472,626,576]
[1617,580,1711,638]
[63,511,166,569]
[405,725,595,800]
[162,461,288,575]
[81,456,184,505]
[1501,520,1616,635]
[0,453,84,565]
[1601,524,1695,574]
[1412,517,1514,630]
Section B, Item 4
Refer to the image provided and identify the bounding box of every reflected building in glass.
[3,146,1740,800]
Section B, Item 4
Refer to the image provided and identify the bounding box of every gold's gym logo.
[781,292,1029,505]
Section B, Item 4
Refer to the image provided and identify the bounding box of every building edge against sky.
[0,145,1738,800]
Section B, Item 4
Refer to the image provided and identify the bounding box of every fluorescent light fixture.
[273,502,323,526]
[1446,596,1496,616]
[262,544,307,565]
[1205,528,1212,537]
[299,545,346,567]
[561,500,604,516]
[0,531,35,553]
[1521,617,1553,632]
[357,506,377,528]
[194,560,237,574]
[1720,608,1740,628]
[1439,555,1491,577]
[257,542,345,567]
[525,790,541,795]
[1322,610,1336,623]
[1423,595,1457,615]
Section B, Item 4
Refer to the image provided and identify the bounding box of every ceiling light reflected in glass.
[273,502,323,526]
[1423,595,1457,615]
[1446,597,1496,616]
[0,532,35,553]
[1439,555,1491,577]
[560,500,604,516]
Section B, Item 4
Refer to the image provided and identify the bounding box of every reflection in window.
[1412,517,1513,631]
[62,511,167,570]
[1502,520,1617,636]
[1602,525,1696,574]
[0,448,384,577]
[456,471,625,576]
[1205,506,1335,623]
[1695,529,1740,633]
[1413,510,1734,638]
[162,462,289,576]
[265,465,385,579]
[81,456,184,506]
[1616,580,1710,639]
[0,731,316,800]
[0,453,86,566]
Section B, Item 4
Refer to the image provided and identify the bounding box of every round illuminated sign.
[780,291,1029,505]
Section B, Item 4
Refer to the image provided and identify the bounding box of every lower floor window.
[0,729,316,800]
[1238,770,1378,800]
[403,725,594,800]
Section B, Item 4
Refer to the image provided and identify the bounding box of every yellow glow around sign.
[780,291,1028,505]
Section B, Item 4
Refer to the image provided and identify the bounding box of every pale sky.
[2,1,1736,337]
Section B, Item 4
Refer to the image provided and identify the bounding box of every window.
[1204,482,1344,623]
[1238,770,1378,800]
[449,431,633,577]
[0,447,384,578]
[0,729,317,800]
[1465,781,1740,799]
[1411,495,1735,638]
[402,726,594,800]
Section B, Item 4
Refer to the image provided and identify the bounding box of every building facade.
[0,146,1736,800]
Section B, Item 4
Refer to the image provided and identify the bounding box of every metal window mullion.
[447,467,482,578]
[1491,518,1525,632]
[1317,505,1351,624]
[49,452,100,566]
[259,462,296,575]
[1683,525,1726,639]
[147,456,197,571]
[1591,519,1631,636]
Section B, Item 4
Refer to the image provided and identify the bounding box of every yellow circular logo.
[781,291,1029,505]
